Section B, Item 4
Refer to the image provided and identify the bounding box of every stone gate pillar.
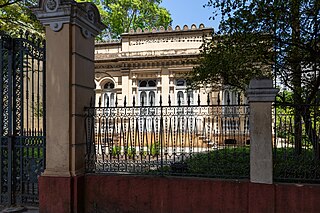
[32,1,105,212]
[246,79,279,184]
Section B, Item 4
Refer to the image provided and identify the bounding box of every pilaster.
[32,0,105,212]
[247,78,279,184]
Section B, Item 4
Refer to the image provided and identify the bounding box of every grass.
[150,147,320,183]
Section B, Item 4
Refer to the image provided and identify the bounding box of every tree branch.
[0,0,23,8]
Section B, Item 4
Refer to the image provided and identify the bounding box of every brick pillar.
[32,1,105,212]
[246,79,279,184]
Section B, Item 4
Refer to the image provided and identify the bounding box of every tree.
[0,0,43,36]
[1,0,172,39]
[77,0,172,39]
[190,0,320,157]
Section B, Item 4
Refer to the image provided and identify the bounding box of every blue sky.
[160,0,220,30]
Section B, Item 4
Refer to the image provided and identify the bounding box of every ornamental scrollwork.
[45,0,59,12]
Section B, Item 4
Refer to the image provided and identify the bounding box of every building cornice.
[95,54,199,70]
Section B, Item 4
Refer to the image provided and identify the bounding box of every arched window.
[176,79,186,87]
[138,79,157,106]
[102,81,116,107]
[104,82,114,89]
[175,79,194,105]
[148,80,156,87]
[139,80,147,87]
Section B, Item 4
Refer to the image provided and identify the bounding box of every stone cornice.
[94,54,199,70]
[32,0,106,38]
[121,24,213,38]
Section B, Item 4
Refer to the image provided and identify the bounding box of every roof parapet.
[126,23,211,35]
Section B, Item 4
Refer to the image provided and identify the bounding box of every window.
[138,79,157,106]
[104,82,114,89]
[175,79,194,105]
[103,81,116,107]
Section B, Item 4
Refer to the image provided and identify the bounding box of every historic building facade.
[94,24,222,107]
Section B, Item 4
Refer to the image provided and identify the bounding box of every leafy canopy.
[0,0,43,36]
[0,0,172,40]
[190,0,320,104]
[77,0,172,39]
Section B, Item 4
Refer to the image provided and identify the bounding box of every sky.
[160,0,220,31]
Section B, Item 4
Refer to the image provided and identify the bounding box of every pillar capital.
[246,78,279,102]
[32,0,106,38]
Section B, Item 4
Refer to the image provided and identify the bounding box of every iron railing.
[0,31,46,206]
[85,95,250,179]
[273,102,320,183]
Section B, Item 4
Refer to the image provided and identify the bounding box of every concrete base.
[39,175,84,213]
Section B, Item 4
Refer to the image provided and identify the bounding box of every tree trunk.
[290,0,302,155]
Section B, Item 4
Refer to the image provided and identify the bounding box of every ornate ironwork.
[85,95,250,179]
[0,31,46,206]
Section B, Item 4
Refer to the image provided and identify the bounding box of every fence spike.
[115,95,118,107]
[90,97,93,107]
[133,96,135,107]
[150,96,153,106]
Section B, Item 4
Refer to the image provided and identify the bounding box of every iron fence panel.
[85,100,250,179]
[273,102,320,183]
[0,31,46,206]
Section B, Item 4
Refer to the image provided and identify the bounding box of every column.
[32,0,105,212]
[246,78,279,184]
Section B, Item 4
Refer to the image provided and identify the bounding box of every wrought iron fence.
[273,102,320,183]
[0,30,46,206]
[85,95,250,179]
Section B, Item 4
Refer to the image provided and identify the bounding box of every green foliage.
[150,142,160,156]
[77,0,172,39]
[150,147,320,182]
[191,0,320,157]
[1,0,171,40]
[126,146,136,158]
[274,148,320,182]
[0,0,44,37]
[112,146,121,156]
[191,33,273,91]
[185,147,250,178]
[191,0,320,101]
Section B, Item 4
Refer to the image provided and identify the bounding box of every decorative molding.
[45,0,59,12]
[125,24,212,35]
[31,0,106,38]
[95,57,198,70]
[128,35,204,46]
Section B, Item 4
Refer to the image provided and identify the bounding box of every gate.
[0,31,46,206]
